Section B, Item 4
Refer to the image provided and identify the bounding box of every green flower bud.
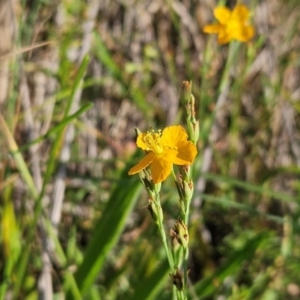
[171,219,189,249]
[170,268,184,291]
[181,81,192,106]
[183,179,194,204]
[147,199,163,224]
[187,117,199,144]
[154,182,161,194]
[134,127,142,137]
[193,119,200,144]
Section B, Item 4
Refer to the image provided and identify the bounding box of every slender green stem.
[171,167,192,299]
[201,41,241,144]
[153,192,174,269]
[176,290,185,300]
[184,207,189,226]
[219,41,240,93]
[183,247,189,298]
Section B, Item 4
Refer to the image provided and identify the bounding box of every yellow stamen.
[142,130,164,154]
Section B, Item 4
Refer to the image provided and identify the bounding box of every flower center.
[142,130,164,154]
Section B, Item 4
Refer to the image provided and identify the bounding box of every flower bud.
[147,199,163,224]
[183,179,194,204]
[181,81,192,106]
[134,127,142,137]
[188,120,199,144]
[154,182,161,194]
[171,219,189,249]
[193,119,199,144]
[170,268,184,291]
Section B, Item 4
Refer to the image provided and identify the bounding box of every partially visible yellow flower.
[128,125,197,183]
[203,4,255,44]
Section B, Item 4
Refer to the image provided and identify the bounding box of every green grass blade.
[63,272,82,300]
[202,172,297,203]
[128,259,169,300]
[202,194,284,223]
[93,33,122,80]
[93,33,150,117]
[15,102,93,154]
[66,173,142,298]
[2,54,91,298]
[0,115,38,200]
[194,233,268,299]
[64,54,90,118]
[42,56,90,191]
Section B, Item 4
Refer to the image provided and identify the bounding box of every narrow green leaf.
[7,54,91,298]
[202,194,284,223]
[0,114,38,200]
[93,33,122,80]
[14,102,93,154]
[93,33,150,117]
[202,172,297,203]
[194,233,268,299]
[128,259,169,300]
[66,172,142,298]
[64,55,90,118]
[42,55,90,191]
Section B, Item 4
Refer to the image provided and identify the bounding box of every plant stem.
[153,192,174,269]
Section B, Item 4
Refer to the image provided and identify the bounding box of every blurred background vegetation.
[1,0,300,299]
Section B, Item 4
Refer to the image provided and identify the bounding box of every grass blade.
[66,173,142,298]
[128,259,170,300]
[194,233,268,299]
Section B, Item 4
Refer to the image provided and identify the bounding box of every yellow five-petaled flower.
[128,125,197,184]
[203,4,255,44]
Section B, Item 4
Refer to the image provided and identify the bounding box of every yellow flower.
[203,4,254,44]
[128,125,197,183]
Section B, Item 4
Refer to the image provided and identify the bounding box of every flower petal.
[161,125,187,147]
[150,156,172,183]
[178,141,198,162]
[232,4,250,21]
[233,25,254,42]
[203,24,223,34]
[214,7,231,24]
[169,141,197,165]
[136,133,149,151]
[128,152,155,175]
[217,30,232,44]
